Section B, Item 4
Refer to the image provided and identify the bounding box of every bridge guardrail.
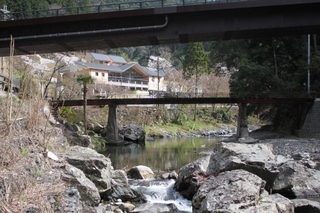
[1,0,258,22]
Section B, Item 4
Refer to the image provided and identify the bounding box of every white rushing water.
[130,178,192,213]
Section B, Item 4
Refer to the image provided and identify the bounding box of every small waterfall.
[130,178,192,212]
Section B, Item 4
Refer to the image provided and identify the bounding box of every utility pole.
[307,34,310,95]
[157,57,160,95]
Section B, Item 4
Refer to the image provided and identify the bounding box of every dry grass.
[0,96,66,212]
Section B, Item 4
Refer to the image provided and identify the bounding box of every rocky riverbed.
[245,130,320,160]
[173,132,320,213]
[4,117,320,213]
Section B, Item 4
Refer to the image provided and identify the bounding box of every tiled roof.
[71,61,165,77]
[90,52,127,64]
[145,67,166,77]
[108,55,127,64]
[90,52,110,62]
[59,63,86,73]
[117,63,136,72]
[76,61,121,72]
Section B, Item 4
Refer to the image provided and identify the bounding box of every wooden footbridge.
[51,97,313,107]
[51,97,314,144]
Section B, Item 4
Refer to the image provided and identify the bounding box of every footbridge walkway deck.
[50,97,314,144]
[51,97,314,107]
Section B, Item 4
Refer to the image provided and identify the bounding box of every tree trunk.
[194,70,198,121]
[313,34,317,54]
[83,84,87,134]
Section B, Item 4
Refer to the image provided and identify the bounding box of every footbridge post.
[237,103,249,138]
[237,103,255,143]
[104,104,124,145]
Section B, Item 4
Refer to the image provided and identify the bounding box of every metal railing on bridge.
[0,0,255,21]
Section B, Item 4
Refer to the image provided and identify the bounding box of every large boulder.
[63,146,113,196]
[119,124,146,146]
[108,169,142,202]
[273,160,320,198]
[207,142,279,189]
[63,146,140,202]
[60,164,101,207]
[192,169,294,213]
[174,155,210,199]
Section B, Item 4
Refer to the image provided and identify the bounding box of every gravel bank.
[250,130,320,161]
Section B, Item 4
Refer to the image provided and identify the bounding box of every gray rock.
[127,165,155,179]
[174,155,210,199]
[292,199,320,213]
[238,136,257,144]
[61,164,101,206]
[275,155,290,166]
[114,208,124,213]
[273,160,320,198]
[207,142,279,189]
[119,203,135,212]
[73,135,91,147]
[109,169,142,202]
[65,122,80,132]
[69,134,91,147]
[168,171,178,180]
[63,146,112,198]
[119,124,146,146]
[23,207,42,213]
[61,186,83,212]
[192,169,294,213]
[245,193,294,213]
[93,123,104,134]
[131,203,178,213]
[63,146,140,202]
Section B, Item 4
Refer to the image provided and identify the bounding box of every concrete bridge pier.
[104,104,124,145]
[237,103,255,143]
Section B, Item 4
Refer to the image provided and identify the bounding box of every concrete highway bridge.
[1,0,318,141]
[51,97,315,143]
[0,0,320,56]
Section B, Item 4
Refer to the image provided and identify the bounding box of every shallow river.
[102,136,223,212]
[103,136,222,173]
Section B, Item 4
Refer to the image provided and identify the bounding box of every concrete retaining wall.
[300,99,320,138]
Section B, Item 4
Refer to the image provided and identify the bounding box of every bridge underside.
[0,0,320,56]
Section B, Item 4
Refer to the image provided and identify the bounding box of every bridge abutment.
[300,99,320,138]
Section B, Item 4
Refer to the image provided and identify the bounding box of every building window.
[95,72,99,76]
[102,73,105,77]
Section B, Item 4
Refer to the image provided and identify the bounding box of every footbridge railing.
[1,0,258,21]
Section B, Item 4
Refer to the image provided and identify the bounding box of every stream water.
[102,136,224,212]
[103,136,221,173]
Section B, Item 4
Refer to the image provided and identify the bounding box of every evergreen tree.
[182,42,210,120]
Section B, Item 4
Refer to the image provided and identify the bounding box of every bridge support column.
[237,103,255,143]
[105,104,124,145]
